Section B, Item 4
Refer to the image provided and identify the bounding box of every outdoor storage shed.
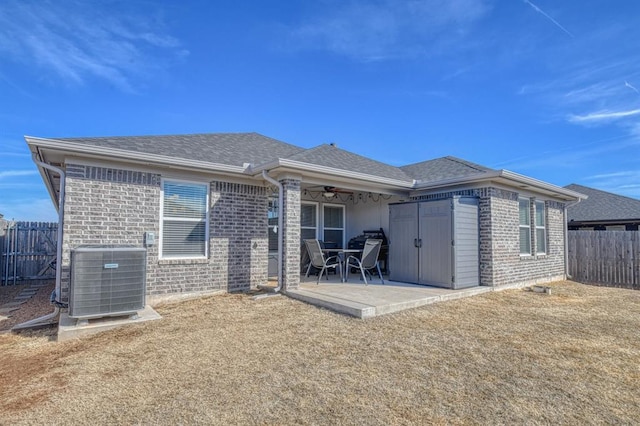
[388,196,479,289]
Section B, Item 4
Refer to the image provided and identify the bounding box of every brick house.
[26,133,585,302]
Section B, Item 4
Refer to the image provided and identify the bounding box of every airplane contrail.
[524,0,574,38]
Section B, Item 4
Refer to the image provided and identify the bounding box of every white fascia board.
[412,171,502,191]
[498,170,587,200]
[24,136,248,175]
[252,158,416,189]
[413,170,587,201]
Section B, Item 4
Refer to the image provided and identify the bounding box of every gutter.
[260,170,283,293]
[24,136,247,176]
[252,158,416,189]
[413,170,587,201]
[12,157,66,331]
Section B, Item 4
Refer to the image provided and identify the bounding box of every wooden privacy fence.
[0,221,58,286]
[568,230,640,290]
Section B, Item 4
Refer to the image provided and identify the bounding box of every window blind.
[162,181,208,258]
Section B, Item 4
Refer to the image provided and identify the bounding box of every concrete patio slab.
[58,305,162,342]
[286,276,493,318]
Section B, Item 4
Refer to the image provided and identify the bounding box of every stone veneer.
[61,163,268,301]
[413,187,566,287]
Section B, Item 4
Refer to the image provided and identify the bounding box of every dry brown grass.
[0,281,56,332]
[1,280,639,425]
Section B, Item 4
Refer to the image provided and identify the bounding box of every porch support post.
[279,175,301,291]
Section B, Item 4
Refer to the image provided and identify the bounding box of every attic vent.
[69,247,146,319]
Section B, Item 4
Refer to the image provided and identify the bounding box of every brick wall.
[280,178,301,290]
[211,181,268,292]
[484,190,565,286]
[413,187,566,287]
[61,164,268,301]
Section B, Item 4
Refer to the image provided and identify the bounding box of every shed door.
[418,200,453,287]
[389,203,419,283]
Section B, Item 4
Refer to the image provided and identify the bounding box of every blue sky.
[1,0,639,221]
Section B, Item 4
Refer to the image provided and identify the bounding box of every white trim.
[535,200,547,255]
[25,136,247,175]
[159,177,210,260]
[519,198,532,256]
[412,169,587,201]
[301,201,319,240]
[322,203,346,248]
[254,158,416,189]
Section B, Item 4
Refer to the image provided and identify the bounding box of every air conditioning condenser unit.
[69,247,147,320]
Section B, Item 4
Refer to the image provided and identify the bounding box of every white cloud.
[0,0,188,92]
[288,0,491,61]
[584,170,640,199]
[568,109,640,124]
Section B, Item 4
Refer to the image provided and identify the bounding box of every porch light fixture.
[323,190,336,199]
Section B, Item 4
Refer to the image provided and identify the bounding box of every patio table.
[322,248,362,282]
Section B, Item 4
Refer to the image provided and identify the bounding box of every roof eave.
[569,218,640,225]
[252,158,416,189]
[413,170,588,201]
[29,146,60,210]
[25,136,248,175]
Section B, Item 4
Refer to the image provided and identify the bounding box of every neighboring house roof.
[401,156,494,184]
[565,184,640,223]
[285,144,414,183]
[54,132,305,168]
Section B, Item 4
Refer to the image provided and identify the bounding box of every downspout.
[12,157,66,330]
[262,170,283,293]
[564,199,581,280]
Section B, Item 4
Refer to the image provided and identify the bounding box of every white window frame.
[535,200,546,255]
[519,198,532,256]
[159,178,210,259]
[322,203,346,248]
[300,201,319,241]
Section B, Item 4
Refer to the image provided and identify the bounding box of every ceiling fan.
[307,185,354,199]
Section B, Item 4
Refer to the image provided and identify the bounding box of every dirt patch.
[0,281,56,332]
[0,281,639,425]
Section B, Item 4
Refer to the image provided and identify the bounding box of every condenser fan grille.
[69,247,146,319]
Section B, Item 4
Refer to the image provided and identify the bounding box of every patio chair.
[346,239,384,285]
[303,239,343,284]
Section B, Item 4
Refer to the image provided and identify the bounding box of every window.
[301,202,318,241]
[535,201,546,254]
[160,179,209,258]
[519,198,531,255]
[323,204,345,248]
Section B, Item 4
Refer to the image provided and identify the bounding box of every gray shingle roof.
[285,144,414,182]
[400,156,494,184]
[48,133,499,185]
[565,183,640,222]
[55,132,305,168]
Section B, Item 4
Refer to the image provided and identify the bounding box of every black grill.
[348,228,388,273]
